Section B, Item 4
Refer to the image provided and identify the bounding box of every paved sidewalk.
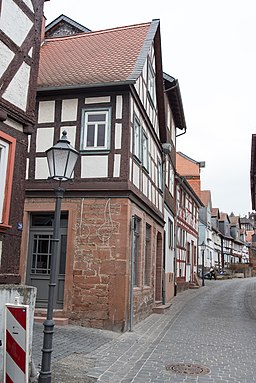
[33,278,256,382]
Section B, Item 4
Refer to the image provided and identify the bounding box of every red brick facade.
[20,196,163,331]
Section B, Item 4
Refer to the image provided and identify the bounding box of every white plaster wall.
[60,126,76,147]
[116,95,123,119]
[143,174,148,197]
[26,158,29,180]
[22,0,34,11]
[5,117,23,132]
[115,123,122,149]
[0,0,33,46]
[152,186,155,205]
[133,162,140,189]
[129,158,132,182]
[35,157,49,179]
[27,135,31,153]
[36,127,54,152]
[81,156,108,178]
[0,41,14,77]
[164,209,175,273]
[38,101,55,123]
[61,99,78,122]
[113,154,121,177]
[28,47,33,58]
[3,62,30,111]
[130,126,133,153]
[85,96,110,104]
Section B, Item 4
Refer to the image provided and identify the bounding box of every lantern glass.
[46,131,79,181]
[201,241,206,251]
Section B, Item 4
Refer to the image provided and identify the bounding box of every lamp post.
[201,241,206,287]
[39,131,79,383]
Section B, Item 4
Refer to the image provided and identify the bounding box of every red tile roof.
[38,22,156,89]
[200,190,211,207]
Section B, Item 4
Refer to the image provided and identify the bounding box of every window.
[169,165,174,196]
[133,116,141,159]
[168,219,173,249]
[142,130,148,169]
[147,61,155,103]
[133,216,140,287]
[81,109,111,151]
[187,242,190,263]
[144,224,151,285]
[0,132,16,228]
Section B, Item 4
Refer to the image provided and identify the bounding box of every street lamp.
[39,131,79,383]
[201,241,206,287]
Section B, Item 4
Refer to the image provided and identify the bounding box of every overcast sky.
[44,0,256,217]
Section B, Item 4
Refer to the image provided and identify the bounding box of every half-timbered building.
[0,0,47,283]
[175,175,203,291]
[20,16,186,330]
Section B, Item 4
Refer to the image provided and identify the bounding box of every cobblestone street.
[33,278,256,382]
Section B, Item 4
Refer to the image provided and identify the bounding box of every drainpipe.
[129,216,136,332]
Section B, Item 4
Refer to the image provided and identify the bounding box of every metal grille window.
[144,224,151,285]
[81,109,111,151]
[32,234,52,274]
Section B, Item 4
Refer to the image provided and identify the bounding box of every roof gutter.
[37,80,135,93]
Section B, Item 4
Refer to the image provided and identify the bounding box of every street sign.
[3,304,29,383]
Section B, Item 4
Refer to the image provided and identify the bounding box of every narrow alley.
[33,278,256,382]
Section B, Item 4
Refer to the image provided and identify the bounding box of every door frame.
[20,199,78,313]
[26,224,68,309]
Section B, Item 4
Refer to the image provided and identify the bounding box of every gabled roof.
[219,212,230,223]
[200,190,211,207]
[45,14,91,38]
[211,207,220,218]
[163,73,186,131]
[38,20,160,91]
[176,152,205,176]
[229,215,240,226]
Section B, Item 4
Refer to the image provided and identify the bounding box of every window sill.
[0,223,12,232]
[80,149,110,155]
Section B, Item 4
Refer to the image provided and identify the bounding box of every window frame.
[81,108,111,152]
[133,115,141,161]
[0,131,16,230]
[168,218,173,249]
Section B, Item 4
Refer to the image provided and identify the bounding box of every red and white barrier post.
[3,300,29,383]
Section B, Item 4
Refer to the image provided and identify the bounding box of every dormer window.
[81,108,111,151]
